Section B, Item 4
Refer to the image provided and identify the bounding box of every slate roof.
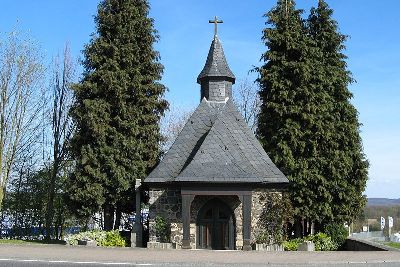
[145,33,288,186]
[145,99,288,185]
[197,35,235,84]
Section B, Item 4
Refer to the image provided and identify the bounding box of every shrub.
[255,192,292,245]
[255,230,284,245]
[283,233,337,251]
[65,230,126,247]
[255,231,269,244]
[155,216,170,243]
[283,238,301,251]
[100,230,126,247]
[324,222,348,249]
[305,233,336,251]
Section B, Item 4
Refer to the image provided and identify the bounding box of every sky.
[1,0,399,198]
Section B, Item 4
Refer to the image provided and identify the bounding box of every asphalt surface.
[0,244,399,267]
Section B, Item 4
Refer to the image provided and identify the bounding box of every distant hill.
[367,198,400,206]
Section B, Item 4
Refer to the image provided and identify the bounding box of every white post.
[388,216,393,240]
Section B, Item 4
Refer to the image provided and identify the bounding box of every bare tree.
[45,44,75,240]
[160,105,193,153]
[0,30,45,209]
[233,79,261,133]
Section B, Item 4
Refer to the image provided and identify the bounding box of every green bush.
[100,230,126,247]
[255,231,270,244]
[155,216,170,243]
[65,230,126,247]
[255,192,292,245]
[283,238,301,251]
[283,232,337,251]
[324,223,348,249]
[255,230,284,245]
[305,232,336,251]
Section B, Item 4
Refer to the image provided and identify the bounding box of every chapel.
[144,19,289,250]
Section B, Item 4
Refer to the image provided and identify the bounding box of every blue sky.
[1,0,399,198]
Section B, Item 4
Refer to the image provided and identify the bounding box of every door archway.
[196,198,235,250]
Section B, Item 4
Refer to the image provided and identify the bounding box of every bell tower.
[197,16,235,102]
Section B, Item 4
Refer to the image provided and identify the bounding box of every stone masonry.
[148,188,283,249]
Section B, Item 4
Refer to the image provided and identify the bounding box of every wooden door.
[197,198,235,250]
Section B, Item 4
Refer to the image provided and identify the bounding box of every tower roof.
[197,35,235,84]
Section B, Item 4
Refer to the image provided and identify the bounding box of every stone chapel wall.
[251,189,284,245]
[148,189,183,246]
[148,188,283,249]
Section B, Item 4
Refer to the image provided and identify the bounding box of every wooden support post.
[134,179,142,247]
[181,194,194,249]
[241,194,252,251]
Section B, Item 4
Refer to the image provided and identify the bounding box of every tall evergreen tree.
[257,0,328,235]
[307,0,368,226]
[257,0,368,235]
[67,0,168,230]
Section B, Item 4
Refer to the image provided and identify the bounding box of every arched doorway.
[196,198,235,250]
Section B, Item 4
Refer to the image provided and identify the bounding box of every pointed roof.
[145,31,288,187]
[197,35,235,84]
[145,99,288,185]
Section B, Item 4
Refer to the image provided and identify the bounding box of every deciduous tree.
[45,44,75,240]
[0,30,45,209]
[233,79,260,133]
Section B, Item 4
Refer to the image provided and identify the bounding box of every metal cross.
[209,16,223,36]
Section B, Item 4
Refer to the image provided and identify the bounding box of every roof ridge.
[175,100,288,183]
[177,100,229,175]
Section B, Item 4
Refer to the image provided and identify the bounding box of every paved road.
[1,261,400,267]
[0,244,399,267]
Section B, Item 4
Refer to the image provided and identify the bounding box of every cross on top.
[209,16,223,36]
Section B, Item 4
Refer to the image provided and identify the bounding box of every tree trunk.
[0,186,4,211]
[294,218,303,238]
[309,220,315,235]
[59,214,66,240]
[45,163,58,241]
[114,206,122,230]
[103,203,115,231]
[303,219,313,236]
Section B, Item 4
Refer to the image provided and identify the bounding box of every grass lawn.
[0,239,66,245]
[385,242,400,249]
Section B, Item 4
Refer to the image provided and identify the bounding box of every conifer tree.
[257,0,328,235]
[67,0,168,230]
[307,0,368,227]
[258,0,368,235]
